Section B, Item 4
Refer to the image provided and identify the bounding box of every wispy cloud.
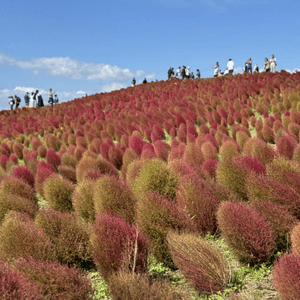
[0,53,149,82]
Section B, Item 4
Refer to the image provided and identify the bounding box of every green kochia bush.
[137,192,193,269]
[217,201,276,264]
[90,213,148,280]
[35,209,94,270]
[0,211,55,262]
[13,257,94,300]
[167,232,230,295]
[0,259,44,300]
[93,175,136,225]
[132,158,179,201]
[0,194,38,223]
[72,179,95,222]
[43,174,75,212]
[273,253,300,300]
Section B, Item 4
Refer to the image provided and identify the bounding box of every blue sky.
[1,0,299,111]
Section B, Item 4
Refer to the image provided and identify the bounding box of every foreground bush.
[251,200,297,252]
[12,166,35,188]
[0,194,38,223]
[43,174,75,212]
[35,209,94,269]
[132,158,178,201]
[0,176,36,203]
[291,223,300,254]
[0,259,43,300]
[34,161,55,197]
[90,214,148,280]
[167,231,230,295]
[14,257,94,300]
[108,270,182,300]
[217,201,276,264]
[177,173,219,235]
[72,179,95,222]
[0,211,55,262]
[137,192,192,268]
[93,175,136,225]
[273,253,300,300]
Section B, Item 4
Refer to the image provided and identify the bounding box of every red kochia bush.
[291,223,300,254]
[0,260,43,300]
[34,161,55,196]
[90,214,148,280]
[273,253,300,300]
[128,135,144,156]
[12,166,35,188]
[177,173,219,235]
[217,201,276,264]
[46,149,61,171]
[14,257,94,300]
[276,134,298,160]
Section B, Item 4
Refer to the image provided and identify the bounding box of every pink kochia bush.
[46,149,61,171]
[90,214,148,280]
[12,166,35,188]
[273,253,300,300]
[217,201,276,264]
[13,257,94,300]
[0,259,44,300]
[176,173,219,236]
[35,161,55,196]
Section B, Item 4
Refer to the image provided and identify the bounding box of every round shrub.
[14,257,94,300]
[0,211,55,262]
[273,253,300,300]
[93,175,136,225]
[0,260,43,300]
[177,173,219,235]
[136,192,192,268]
[132,158,178,201]
[12,166,35,188]
[72,179,95,222]
[90,214,148,280]
[217,201,276,264]
[276,134,298,160]
[35,209,93,269]
[46,149,61,171]
[61,152,77,168]
[34,161,55,196]
[58,165,77,183]
[219,140,240,161]
[0,194,38,223]
[291,223,300,255]
[167,232,230,295]
[0,176,36,203]
[43,174,75,212]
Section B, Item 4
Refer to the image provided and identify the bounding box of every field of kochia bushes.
[1,70,300,299]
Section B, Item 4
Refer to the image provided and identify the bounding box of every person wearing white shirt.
[28,92,36,108]
[212,62,219,77]
[176,67,181,78]
[227,59,234,75]
[270,54,277,73]
[186,66,190,78]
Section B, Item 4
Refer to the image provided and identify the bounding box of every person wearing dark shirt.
[24,92,30,107]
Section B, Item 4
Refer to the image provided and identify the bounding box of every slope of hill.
[1,71,300,299]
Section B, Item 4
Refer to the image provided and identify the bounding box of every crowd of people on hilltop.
[132,54,278,85]
[213,55,277,77]
[8,88,59,110]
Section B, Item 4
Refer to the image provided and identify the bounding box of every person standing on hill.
[48,88,55,104]
[244,58,252,73]
[181,66,186,79]
[14,95,21,109]
[29,92,35,108]
[167,67,173,80]
[253,63,259,73]
[212,62,219,77]
[227,59,234,75]
[264,57,270,72]
[186,66,191,78]
[196,69,201,78]
[8,96,15,110]
[54,94,59,104]
[24,92,30,107]
[132,77,136,86]
[270,54,277,73]
[176,66,181,78]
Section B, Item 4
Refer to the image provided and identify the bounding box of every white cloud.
[285,68,300,74]
[0,53,149,82]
